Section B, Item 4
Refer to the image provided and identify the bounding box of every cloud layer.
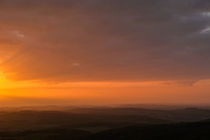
[0,0,210,82]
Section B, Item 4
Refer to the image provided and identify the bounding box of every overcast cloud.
[0,0,210,82]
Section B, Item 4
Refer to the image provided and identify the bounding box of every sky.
[0,0,210,106]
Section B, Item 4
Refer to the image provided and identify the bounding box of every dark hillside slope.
[90,122,210,140]
[0,122,210,140]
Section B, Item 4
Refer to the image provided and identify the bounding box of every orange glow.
[0,0,209,108]
[1,70,210,106]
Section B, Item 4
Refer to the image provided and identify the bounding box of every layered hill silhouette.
[0,107,210,139]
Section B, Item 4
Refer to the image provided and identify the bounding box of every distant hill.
[0,107,210,131]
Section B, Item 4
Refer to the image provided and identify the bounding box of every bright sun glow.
[0,71,35,89]
[0,71,17,89]
[0,71,7,84]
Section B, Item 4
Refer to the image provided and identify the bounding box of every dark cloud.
[0,0,210,81]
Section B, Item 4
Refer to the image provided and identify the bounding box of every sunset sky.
[0,0,210,106]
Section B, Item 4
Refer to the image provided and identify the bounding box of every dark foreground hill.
[1,122,210,140]
[0,129,91,140]
[0,107,210,139]
[90,122,210,140]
